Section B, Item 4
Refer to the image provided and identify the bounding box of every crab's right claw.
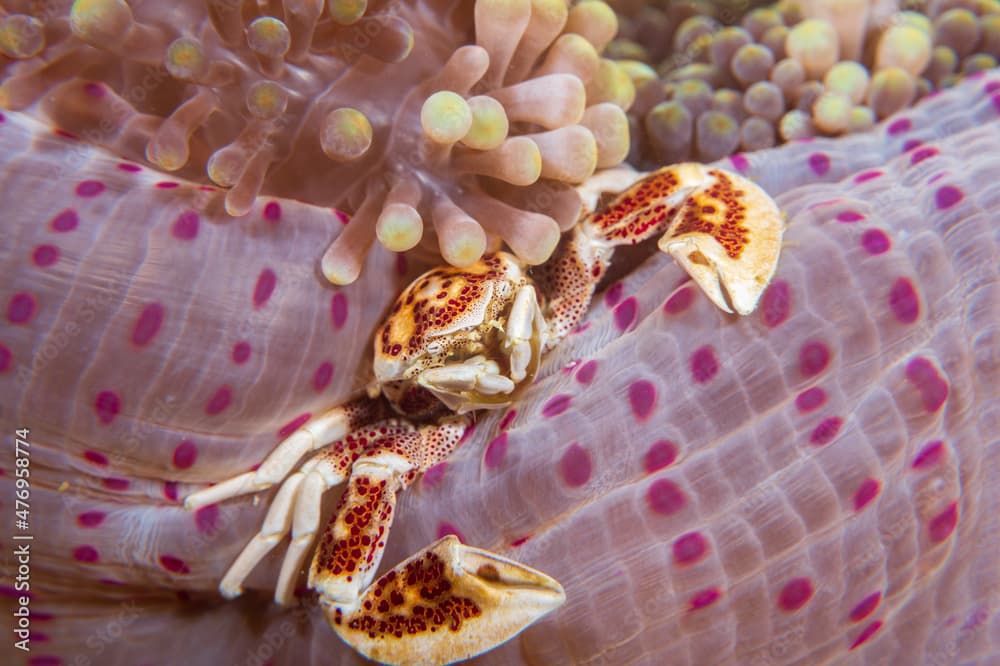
[658,167,784,315]
[325,536,565,666]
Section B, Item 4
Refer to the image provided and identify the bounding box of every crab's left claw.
[657,165,784,315]
[324,535,565,666]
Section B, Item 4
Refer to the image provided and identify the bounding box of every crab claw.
[324,536,565,666]
[658,166,783,315]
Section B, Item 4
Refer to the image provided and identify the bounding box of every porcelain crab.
[184,162,784,665]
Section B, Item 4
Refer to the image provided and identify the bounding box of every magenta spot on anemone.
[690,345,719,383]
[313,361,333,391]
[673,532,708,565]
[850,592,881,622]
[172,440,197,469]
[614,297,638,332]
[910,147,938,164]
[887,118,911,135]
[993,92,1000,114]
[7,292,36,324]
[155,181,179,189]
[32,245,59,267]
[575,359,598,384]
[83,450,109,466]
[73,545,99,563]
[422,462,447,488]
[195,504,218,534]
[55,128,79,140]
[560,443,592,488]
[33,632,50,643]
[253,268,277,308]
[51,209,79,232]
[799,340,831,377]
[928,172,945,185]
[334,209,350,224]
[889,278,920,324]
[436,522,464,543]
[102,477,130,491]
[760,279,790,327]
[988,81,1000,93]
[935,185,963,209]
[861,229,891,255]
[331,293,348,329]
[0,344,12,373]
[902,139,922,152]
[913,440,945,469]
[778,578,814,612]
[854,478,880,511]
[729,153,749,172]
[263,201,282,223]
[850,620,883,650]
[29,657,62,666]
[645,440,677,473]
[117,162,141,172]
[808,152,830,175]
[131,302,164,347]
[628,380,657,420]
[94,390,121,424]
[664,286,694,314]
[795,387,826,412]
[395,252,408,275]
[171,210,199,240]
[604,281,624,307]
[647,478,686,515]
[279,412,311,438]
[906,357,949,412]
[75,180,105,197]
[159,554,190,574]
[163,481,178,502]
[83,82,105,97]
[854,170,882,183]
[484,433,508,468]
[232,341,251,364]
[929,502,958,543]
[499,409,517,430]
[77,511,105,528]
[689,587,721,610]
[810,416,843,446]
[205,385,232,415]
[542,394,572,417]
[511,535,530,547]
[836,210,864,222]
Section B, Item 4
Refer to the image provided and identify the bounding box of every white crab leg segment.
[184,398,382,511]
[325,536,566,666]
[657,167,784,315]
[309,418,467,604]
[503,284,543,383]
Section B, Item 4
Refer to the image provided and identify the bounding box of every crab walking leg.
[502,284,546,382]
[184,397,383,510]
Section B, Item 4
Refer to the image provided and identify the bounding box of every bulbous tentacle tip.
[0,15,46,59]
[327,535,565,666]
[657,167,784,316]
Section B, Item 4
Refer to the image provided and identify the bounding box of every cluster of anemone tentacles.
[0,0,636,284]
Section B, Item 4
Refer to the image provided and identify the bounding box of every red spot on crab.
[647,478,686,515]
[94,390,121,424]
[689,587,721,610]
[159,555,191,574]
[849,591,881,622]
[628,380,657,420]
[172,440,198,469]
[131,303,164,347]
[673,532,708,565]
[331,293,348,329]
[560,443,591,487]
[849,620,883,650]
[928,502,958,543]
[690,345,719,383]
[644,440,677,473]
[912,440,945,469]
[778,578,814,612]
[253,269,277,308]
[853,478,880,511]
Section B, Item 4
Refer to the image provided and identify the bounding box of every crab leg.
[184,397,383,510]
